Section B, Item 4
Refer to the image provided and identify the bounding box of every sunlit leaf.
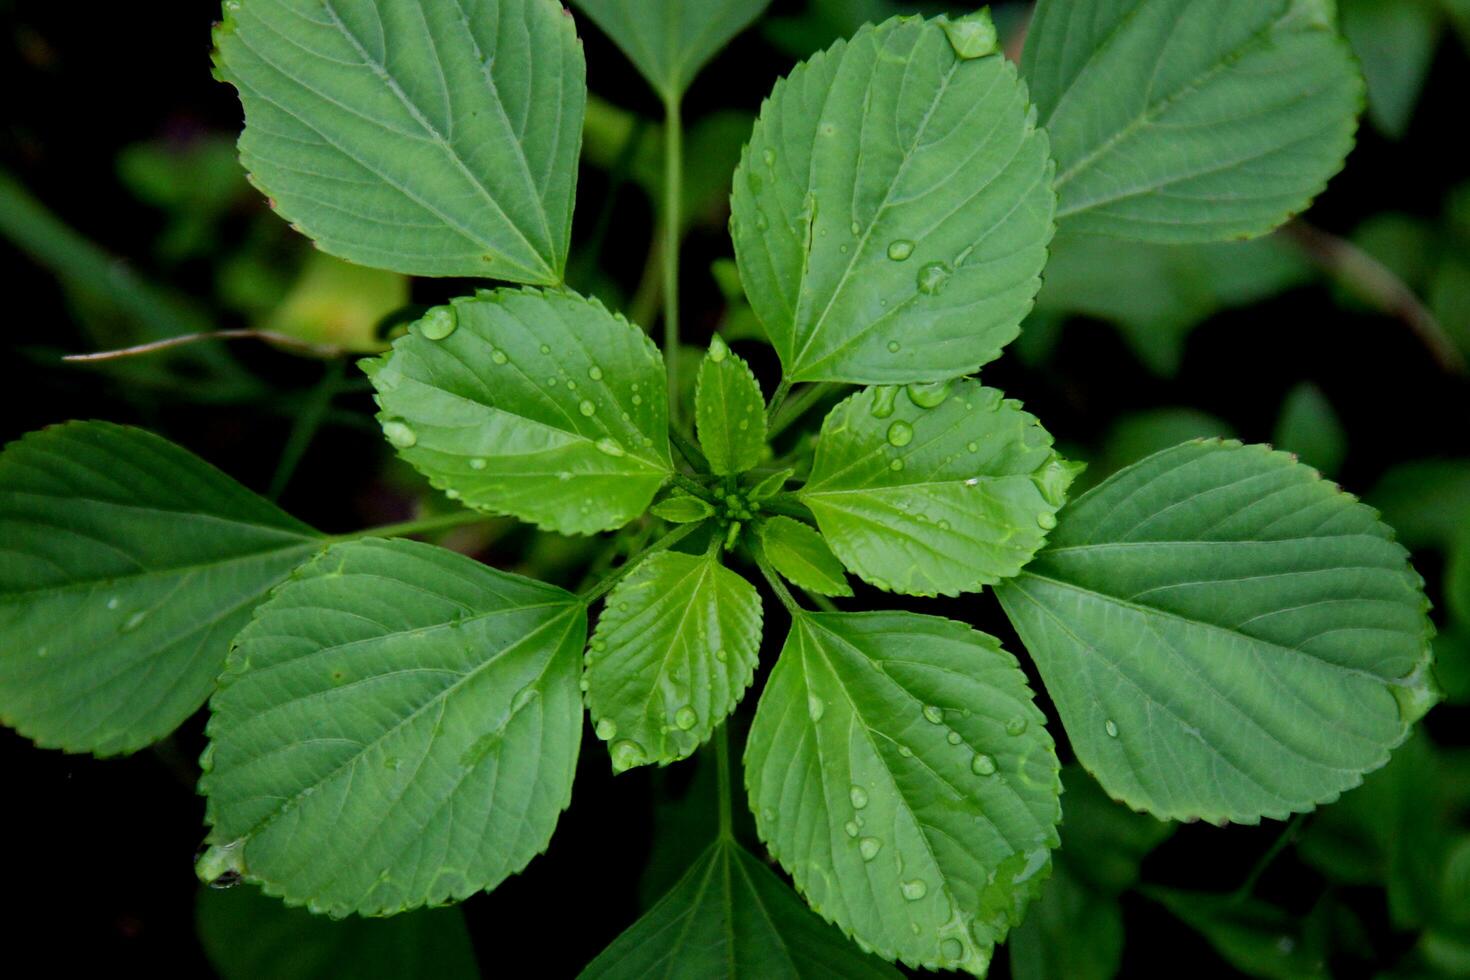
[745,610,1061,975]
[199,538,585,915]
[0,422,321,756]
[586,550,762,771]
[367,288,672,535]
[731,14,1055,383]
[695,336,766,476]
[759,516,851,597]
[800,382,1077,597]
[1024,0,1363,241]
[215,0,585,281]
[998,440,1439,824]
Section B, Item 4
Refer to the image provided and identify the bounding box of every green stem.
[268,359,343,500]
[765,377,793,429]
[673,473,720,503]
[579,521,702,604]
[663,92,684,423]
[669,426,710,473]
[715,725,734,841]
[1231,812,1307,902]
[803,590,839,613]
[770,382,841,439]
[329,509,492,543]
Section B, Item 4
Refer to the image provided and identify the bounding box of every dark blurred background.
[3,1,1468,976]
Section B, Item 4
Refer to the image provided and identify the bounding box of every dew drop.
[887,420,914,447]
[588,365,604,381]
[906,380,952,409]
[611,739,647,772]
[850,221,862,236]
[383,420,417,449]
[941,938,966,962]
[889,459,904,472]
[1037,511,1058,530]
[808,695,826,721]
[947,730,963,745]
[1006,716,1028,736]
[849,785,869,809]
[967,441,979,453]
[859,837,883,861]
[595,437,626,457]
[674,706,698,731]
[971,753,997,776]
[1105,719,1119,738]
[708,335,730,363]
[470,457,488,470]
[898,745,913,758]
[419,307,457,340]
[870,385,899,418]
[578,400,597,417]
[106,596,120,610]
[762,147,776,166]
[917,262,952,296]
[940,9,998,60]
[922,704,944,724]
[901,879,927,901]
[715,648,728,663]
[487,348,507,366]
[539,344,552,355]
[887,239,916,261]
[122,611,148,633]
[595,718,618,741]
[887,340,901,353]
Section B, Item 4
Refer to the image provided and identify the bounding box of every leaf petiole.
[579,521,703,604]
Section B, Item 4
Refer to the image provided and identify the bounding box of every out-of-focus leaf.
[1368,459,1470,551]
[265,252,407,354]
[1149,889,1330,979]
[1340,0,1442,138]
[1273,382,1347,477]
[1435,625,1470,705]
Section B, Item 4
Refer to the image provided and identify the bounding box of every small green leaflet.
[800,382,1078,597]
[586,550,762,771]
[199,538,585,915]
[0,421,322,756]
[695,336,766,475]
[367,288,673,536]
[1023,0,1363,242]
[759,517,851,597]
[215,0,585,281]
[651,492,715,523]
[571,0,773,100]
[1273,382,1347,477]
[997,440,1439,825]
[579,838,903,979]
[745,611,1061,976]
[197,886,478,980]
[730,14,1055,384]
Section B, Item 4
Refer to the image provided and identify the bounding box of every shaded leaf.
[1367,458,1470,551]
[199,538,585,915]
[587,550,762,771]
[215,0,585,281]
[745,611,1061,975]
[759,516,851,597]
[1273,382,1347,477]
[1341,0,1442,139]
[1149,889,1330,979]
[997,440,1438,824]
[0,422,321,756]
[731,14,1055,383]
[367,288,672,535]
[580,838,902,978]
[1024,0,1363,241]
[800,382,1077,597]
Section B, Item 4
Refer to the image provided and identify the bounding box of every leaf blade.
[996,439,1438,824]
[0,421,322,756]
[199,537,586,915]
[215,0,585,280]
[695,337,767,476]
[759,516,852,597]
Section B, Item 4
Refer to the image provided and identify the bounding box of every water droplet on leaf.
[849,785,869,809]
[419,307,457,340]
[901,879,927,900]
[923,704,944,724]
[674,706,698,730]
[906,380,952,409]
[887,420,914,447]
[859,837,882,861]
[383,420,417,449]
[917,261,952,295]
[887,239,916,261]
[940,9,998,60]
[1105,719,1119,738]
[578,400,597,417]
[972,753,997,776]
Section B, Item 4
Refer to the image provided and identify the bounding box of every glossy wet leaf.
[586,550,762,771]
[759,517,851,597]
[745,611,1061,975]
[800,382,1077,597]
[0,422,322,756]
[215,0,585,281]
[200,538,585,915]
[1024,0,1363,242]
[367,288,672,535]
[580,838,902,979]
[695,336,766,476]
[197,885,478,980]
[650,492,715,523]
[997,440,1438,824]
[571,0,772,100]
[731,14,1055,383]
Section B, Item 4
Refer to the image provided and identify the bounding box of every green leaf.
[996,439,1438,824]
[744,611,1061,975]
[1024,0,1363,242]
[759,517,851,597]
[1341,0,1442,139]
[799,381,1077,597]
[651,492,716,523]
[197,885,478,980]
[580,838,903,979]
[367,288,673,535]
[571,0,771,101]
[695,336,766,476]
[586,550,762,771]
[1273,382,1347,477]
[214,0,585,282]
[199,537,585,915]
[1150,889,1330,979]
[730,14,1055,384]
[0,421,322,756]
[1368,458,1470,551]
